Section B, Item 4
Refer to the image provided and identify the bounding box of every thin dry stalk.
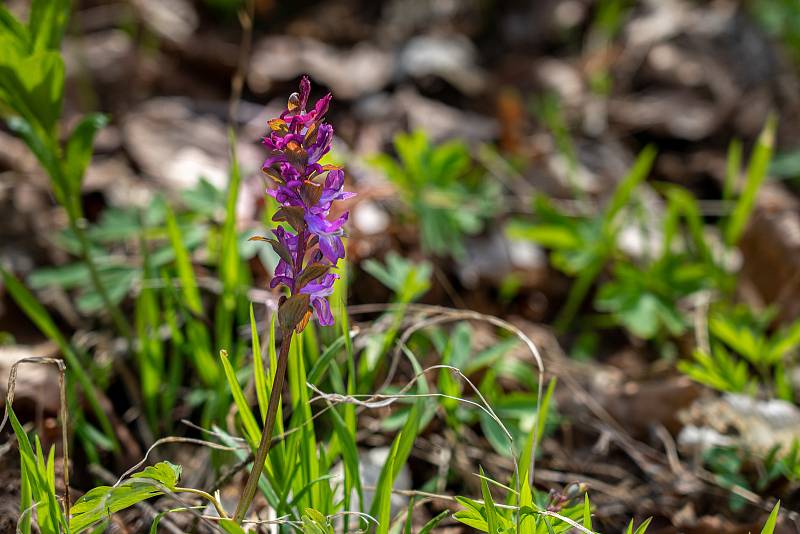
[1,357,70,517]
[349,303,546,490]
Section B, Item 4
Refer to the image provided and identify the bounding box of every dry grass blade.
[113,436,243,487]
[1,356,71,515]
[348,303,546,490]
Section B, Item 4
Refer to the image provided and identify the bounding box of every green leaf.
[453,510,488,532]
[403,496,415,534]
[582,494,592,530]
[726,115,776,246]
[374,433,401,534]
[362,252,431,302]
[327,402,364,511]
[7,404,66,534]
[70,462,183,532]
[164,205,203,315]
[219,519,248,534]
[761,501,781,534]
[723,139,743,202]
[633,517,653,534]
[0,6,30,51]
[769,318,800,362]
[216,133,243,351]
[417,511,450,534]
[19,455,32,534]
[518,378,556,481]
[6,115,64,199]
[29,0,69,52]
[301,508,333,534]
[479,467,499,533]
[71,484,164,532]
[506,220,580,249]
[130,461,182,490]
[306,334,348,384]
[518,472,535,534]
[0,51,65,134]
[64,113,107,193]
[603,145,657,231]
[250,304,268,422]
[219,349,261,448]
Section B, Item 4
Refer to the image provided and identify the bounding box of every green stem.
[233,328,294,523]
[554,258,604,333]
[69,215,133,345]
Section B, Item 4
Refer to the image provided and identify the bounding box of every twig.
[114,436,241,486]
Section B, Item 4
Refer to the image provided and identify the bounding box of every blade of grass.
[216,128,244,353]
[479,467,499,534]
[19,460,31,534]
[419,511,450,534]
[519,378,556,487]
[375,435,401,534]
[369,402,423,522]
[134,237,162,429]
[8,404,65,533]
[219,349,261,448]
[725,115,776,246]
[403,496,415,534]
[288,330,320,511]
[327,400,364,512]
[159,270,185,429]
[723,138,743,203]
[633,518,653,534]
[250,304,268,422]
[603,145,657,230]
[164,205,202,315]
[582,494,592,531]
[761,501,781,534]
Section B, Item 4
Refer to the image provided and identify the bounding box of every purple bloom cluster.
[259,76,354,330]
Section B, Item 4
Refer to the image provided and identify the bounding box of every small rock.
[399,35,486,95]
[63,29,134,84]
[458,229,547,289]
[395,88,497,142]
[130,0,198,45]
[353,200,391,236]
[249,37,394,99]
[83,158,152,208]
[123,98,262,191]
[679,393,800,455]
[0,344,62,416]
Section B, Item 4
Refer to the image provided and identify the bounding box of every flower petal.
[311,296,334,326]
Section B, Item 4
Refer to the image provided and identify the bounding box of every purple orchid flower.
[300,273,338,326]
[306,211,348,264]
[254,76,354,331]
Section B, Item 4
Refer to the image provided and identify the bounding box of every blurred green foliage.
[370,130,499,259]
